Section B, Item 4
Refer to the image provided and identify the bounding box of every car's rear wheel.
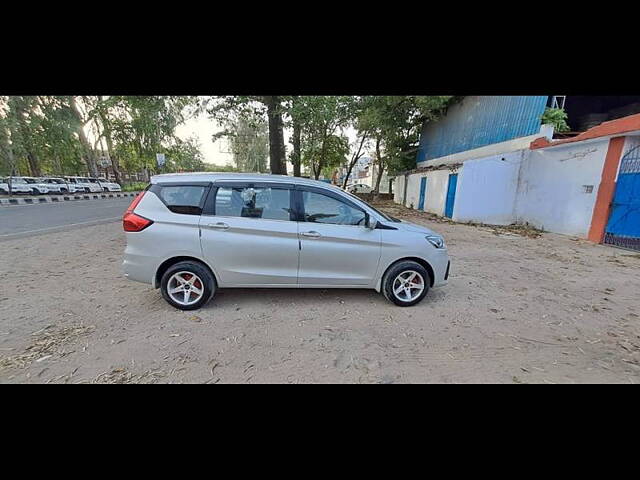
[160,261,216,311]
[382,261,430,307]
[0,188,7,195]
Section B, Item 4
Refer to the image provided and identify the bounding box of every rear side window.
[215,186,292,221]
[155,185,208,215]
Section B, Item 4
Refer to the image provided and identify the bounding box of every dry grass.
[371,199,544,239]
[91,367,167,384]
[0,323,94,371]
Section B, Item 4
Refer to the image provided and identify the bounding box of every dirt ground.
[1,201,639,384]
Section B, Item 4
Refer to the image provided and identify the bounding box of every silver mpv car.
[123,173,450,310]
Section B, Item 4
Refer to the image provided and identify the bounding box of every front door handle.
[208,222,229,230]
[300,231,321,238]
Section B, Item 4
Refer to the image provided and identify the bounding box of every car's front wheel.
[382,260,430,307]
[160,261,216,310]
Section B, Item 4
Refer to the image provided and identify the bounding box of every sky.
[175,113,233,166]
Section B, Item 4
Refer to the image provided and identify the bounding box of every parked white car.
[0,177,33,195]
[95,177,122,192]
[347,183,372,194]
[40,177,77,194]
[63,176,103,193]
[8,176,50,195]
[123,173,450,310]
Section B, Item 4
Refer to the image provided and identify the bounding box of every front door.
[297,187,381,286]
[444,173,458,218]
[199,183,299,286]
[418,177,427,210]
[604,144,640,251]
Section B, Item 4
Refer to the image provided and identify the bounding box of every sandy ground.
[1,201,639,384]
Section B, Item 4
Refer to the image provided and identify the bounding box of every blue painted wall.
[416,96,548,163]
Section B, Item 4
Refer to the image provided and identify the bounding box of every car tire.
[104,187,109,192]
[382,260,430,307]
[160,260,216,311]
[0,188,7,195]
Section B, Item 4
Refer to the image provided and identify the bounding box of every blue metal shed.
[416,96,549,163]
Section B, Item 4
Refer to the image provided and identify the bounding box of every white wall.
[394,175,405,204]
[393,136,621,238]
[515,139,609,237]
[403,169,452,216]
[454,151,524,225]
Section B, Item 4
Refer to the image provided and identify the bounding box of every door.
[418,177,427,210]
[604,145,640,251]
[444,173,458,218]
[297,187,381,286]
[199,183,300,286]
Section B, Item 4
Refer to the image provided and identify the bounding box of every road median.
[0,192,141,206]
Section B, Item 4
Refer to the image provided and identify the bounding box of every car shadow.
[201,287,385,310]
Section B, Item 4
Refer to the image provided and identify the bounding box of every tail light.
[123,212,153,232]
[123,191,153,232]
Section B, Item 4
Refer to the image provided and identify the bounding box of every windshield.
[24,178,37,184]
[340,189,400,222]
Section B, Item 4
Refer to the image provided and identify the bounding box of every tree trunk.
[98,96,122,185]
[69,97,98,177]
[292,120,301,177]
[342,133,367,188]
[264,96,286,175]
[27,151,41,177]
[373,137,384,197]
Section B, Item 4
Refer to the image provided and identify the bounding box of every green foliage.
[541,107,570,132]
[122,182,148,192]
[354,96,452,176]
[164,137,206,172]
[0,95,200,178]
[302,133,350,179]
[212,112,269,172]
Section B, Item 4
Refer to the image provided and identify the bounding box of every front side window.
[302,191,366,226]
[157,185,207,215]
[215,186,292,221]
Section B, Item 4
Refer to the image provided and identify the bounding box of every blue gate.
[418,177,427,210]
[444,173,458,218]
[604,144,640,251]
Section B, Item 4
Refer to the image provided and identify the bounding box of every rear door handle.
[208,222,229,230]
[300,231,321,238]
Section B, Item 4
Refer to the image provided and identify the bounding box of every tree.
[294,96,352,180]
[165,136,205,172]
[353,96,452,195]
[207,96,287,175]
[302,133,349,180]
[212,113,269,172]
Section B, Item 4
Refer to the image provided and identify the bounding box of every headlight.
[425,235,445,249]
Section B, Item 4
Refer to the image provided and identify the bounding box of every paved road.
[0,198,133,240]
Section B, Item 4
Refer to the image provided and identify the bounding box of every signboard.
[156,153,166,168]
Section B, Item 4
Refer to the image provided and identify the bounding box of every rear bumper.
[123,250,156,286]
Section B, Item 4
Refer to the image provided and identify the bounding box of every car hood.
[391,220,440,237]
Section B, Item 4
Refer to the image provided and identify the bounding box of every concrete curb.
[0,192,140,206]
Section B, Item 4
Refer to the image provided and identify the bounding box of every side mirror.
[365,213,377,230]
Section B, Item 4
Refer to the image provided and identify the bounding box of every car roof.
[151,172,345,191]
